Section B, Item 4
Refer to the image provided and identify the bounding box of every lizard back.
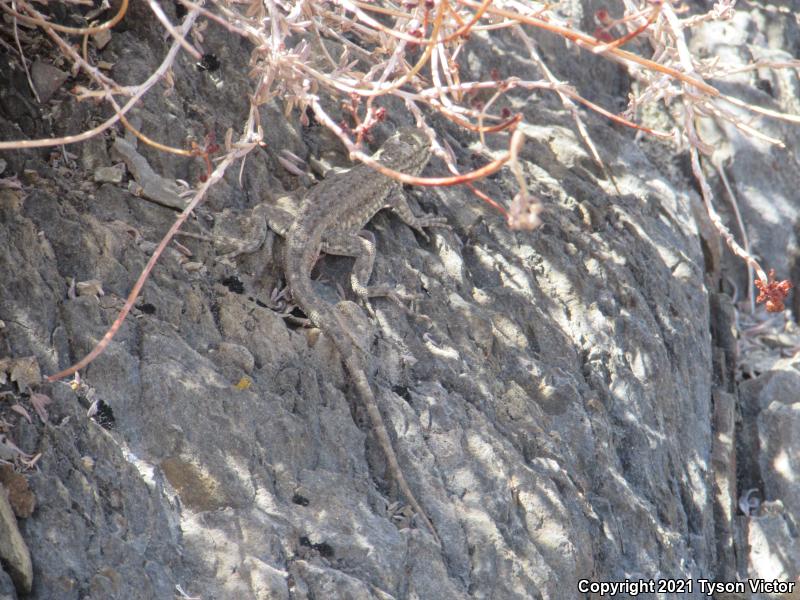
[285,128,432,279]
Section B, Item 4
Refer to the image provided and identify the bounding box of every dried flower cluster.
[755,270,793,314]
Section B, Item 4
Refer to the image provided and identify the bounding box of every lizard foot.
[408,216,451,242]
[353,284,432,326]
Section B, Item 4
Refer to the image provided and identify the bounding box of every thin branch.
[47,135,260,382]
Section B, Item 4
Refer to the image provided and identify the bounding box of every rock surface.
[0,482,32,595]
[0,1,799,599]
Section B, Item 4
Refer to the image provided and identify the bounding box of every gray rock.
[0,1,798,598]
[92,29,112,50]
[756,363,800,512]
[0,484,32,595]
[111,138,186,209]
[93,164,126,184]
[31,61,68,104]
[745,503,800,600]
[0,568,17,600]
[80,135,110,172]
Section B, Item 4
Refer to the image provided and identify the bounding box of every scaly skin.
[283,128,443,544]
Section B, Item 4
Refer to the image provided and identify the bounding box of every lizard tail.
[344,354,442,547]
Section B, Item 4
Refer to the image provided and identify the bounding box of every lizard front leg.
[387,188,450,241]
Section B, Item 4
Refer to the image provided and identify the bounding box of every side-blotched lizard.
[275,128,446,543]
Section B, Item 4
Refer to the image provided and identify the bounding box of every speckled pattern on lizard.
[279,127,447,544]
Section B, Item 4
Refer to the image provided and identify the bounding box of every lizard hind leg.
[350,230,380,316]
[349,230,421,304]
[350,231,433,323]
[321,230,384,316]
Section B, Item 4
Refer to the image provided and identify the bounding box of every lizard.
[275,127,446,543]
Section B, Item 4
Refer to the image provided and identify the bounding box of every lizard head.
[377,126,432,174]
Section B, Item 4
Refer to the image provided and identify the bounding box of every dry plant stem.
[508,127,529,201]
[57,8,199,161]
[47,137,259,382]
[684,108,766,284]
[719,92,800,125]
[699,98,785,147]
[11,10,40,103]
[443,112,521,134]
[420,78,644,137]
[0,6,200,150]
[660,3,703,85]
[309,18,338,70]
[466,182,508,215]
[1,0,129,36]
[512,24,614,189]
[350,0,410,19]
[147,0,202,60]
[477,84,508,144]
[719,59,800,77]
[365,31,418,112]
[309,99,510,186]
[176,0,256,36]
[316,6,384,44]
[431,37,455,111]
[195,0,670,145]
[331,3,444,97]
[82,30,90,64]
[442,0,492,42]
[468,20,520,33]
[570,91,671,138]
[653,0,771,286]
[323,2,439,91]
[715,159,756,313]
[351,132,511,186]
[406,101,509,213]
[55,11,196,157]
[116,111,197,158]
[592,2,662,54]
[44,25,192,157]
[315,20,376,62]
[346,0,435,44]
[456,0,718,95]
[264,0,283,56]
